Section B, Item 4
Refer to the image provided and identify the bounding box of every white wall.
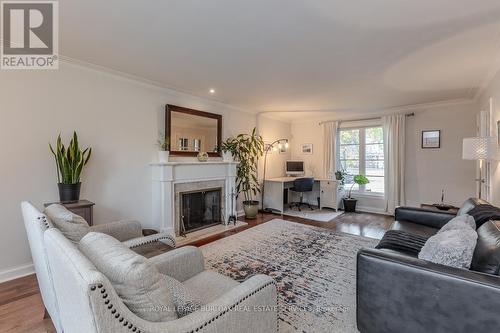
[290,101,478,212]
[0,62,256,281]
[479,70,500,207]
[257,115,292,180]
[405,102,477,207]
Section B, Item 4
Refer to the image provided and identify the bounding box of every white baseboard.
[0,263,34,283]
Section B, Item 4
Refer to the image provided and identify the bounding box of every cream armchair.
[21,201,175,333]
[44,227,278,333]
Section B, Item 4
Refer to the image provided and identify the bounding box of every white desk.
[263,177,342,213]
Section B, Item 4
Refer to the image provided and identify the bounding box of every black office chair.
[289,177,314,211]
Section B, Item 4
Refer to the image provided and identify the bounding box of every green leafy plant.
[335,170,347,185]
[157,132,170,151]
[49,132,92,184]
[221,128,264,202]
[346,174,369,198]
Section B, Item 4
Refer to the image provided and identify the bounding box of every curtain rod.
[318,112,415,126]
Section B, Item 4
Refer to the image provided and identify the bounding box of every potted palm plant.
[221,128,264,219]
[49,132,92,202]
[343,175,369,212]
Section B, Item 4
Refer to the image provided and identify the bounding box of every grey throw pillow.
[79,232,202,321]
[79,232,178,322]
[439,214,476,233]
[418,228,478,269]
[163,275,202,317]
[44,204,90,243]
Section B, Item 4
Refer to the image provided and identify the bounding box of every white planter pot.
[222,151,233,162]
[158,151,169,163]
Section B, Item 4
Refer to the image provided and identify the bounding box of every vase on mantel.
[222,151,233,162]
[158,151,169,163]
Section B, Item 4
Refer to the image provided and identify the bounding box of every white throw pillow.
[44,204,89,243]
[419,228,478,269]
[439,214,476,233]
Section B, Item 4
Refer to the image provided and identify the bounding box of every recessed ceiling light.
[209,88,215,94]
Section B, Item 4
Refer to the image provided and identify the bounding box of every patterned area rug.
[283,206,344,222]
[201,219,378,332]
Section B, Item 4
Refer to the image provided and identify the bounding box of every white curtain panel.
[323,121,339,179]
[383,114,406,214]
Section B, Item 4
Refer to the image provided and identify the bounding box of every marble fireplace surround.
[174,180,225,236]
[151,161,238,236]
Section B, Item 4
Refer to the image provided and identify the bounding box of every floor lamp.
[462,136,499,199]
[261,138,289,212]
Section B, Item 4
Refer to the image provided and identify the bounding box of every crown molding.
[473,30,500,101]
[58,55,256,116]
[260,98,476,124]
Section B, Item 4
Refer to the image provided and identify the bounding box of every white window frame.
[339,125,385,195]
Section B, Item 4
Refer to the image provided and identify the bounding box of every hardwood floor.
[0,211,392,332]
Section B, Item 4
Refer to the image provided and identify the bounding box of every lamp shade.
[462,137,500,160]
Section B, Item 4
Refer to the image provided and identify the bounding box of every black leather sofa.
[357,198,500,333]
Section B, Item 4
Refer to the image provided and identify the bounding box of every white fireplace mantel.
[151,161,238,235]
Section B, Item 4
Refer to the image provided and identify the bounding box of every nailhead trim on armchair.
[91,280,278,333]
[38,216,51,230]
[128,235,176,249]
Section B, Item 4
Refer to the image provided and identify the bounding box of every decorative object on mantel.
[421,130,441,148]
[156,131,170,163]
[343,175,369,212]
[197,151,209,162]
[221,149,234,162]
[260,137,289,212]
[462,136,500,199]
[49,132,92,202]
[301,143,313,154]
[221,128,264,219]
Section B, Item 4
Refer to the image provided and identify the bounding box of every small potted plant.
[49,132,92,202]
[157,133,170,163]
[343,175,369,213]
[335,170,347,186]
[217,138,235,162]
[221,128,264,219]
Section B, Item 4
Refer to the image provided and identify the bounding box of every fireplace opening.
[180,188,222,235]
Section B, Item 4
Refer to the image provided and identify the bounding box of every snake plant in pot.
[49,132,92,202]
[221,128,264,219]
[343,174,369,212]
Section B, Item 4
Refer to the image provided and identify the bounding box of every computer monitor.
[286,160,305,176]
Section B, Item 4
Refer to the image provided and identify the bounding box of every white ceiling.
[61,1,500,116]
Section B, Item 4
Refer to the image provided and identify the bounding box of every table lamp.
[462,136,499,199]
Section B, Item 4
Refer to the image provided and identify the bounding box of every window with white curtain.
[339,126,385,194]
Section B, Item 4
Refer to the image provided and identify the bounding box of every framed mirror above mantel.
[165,104,222,157]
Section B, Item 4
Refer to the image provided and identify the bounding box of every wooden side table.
[44,200,95,225]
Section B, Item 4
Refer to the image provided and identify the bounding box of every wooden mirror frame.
[165,104,222,157]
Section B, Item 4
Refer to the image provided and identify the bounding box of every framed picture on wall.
[421,130,441,148]
[301,143,313,154]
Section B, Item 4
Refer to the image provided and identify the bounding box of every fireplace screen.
[180,188,222,234]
